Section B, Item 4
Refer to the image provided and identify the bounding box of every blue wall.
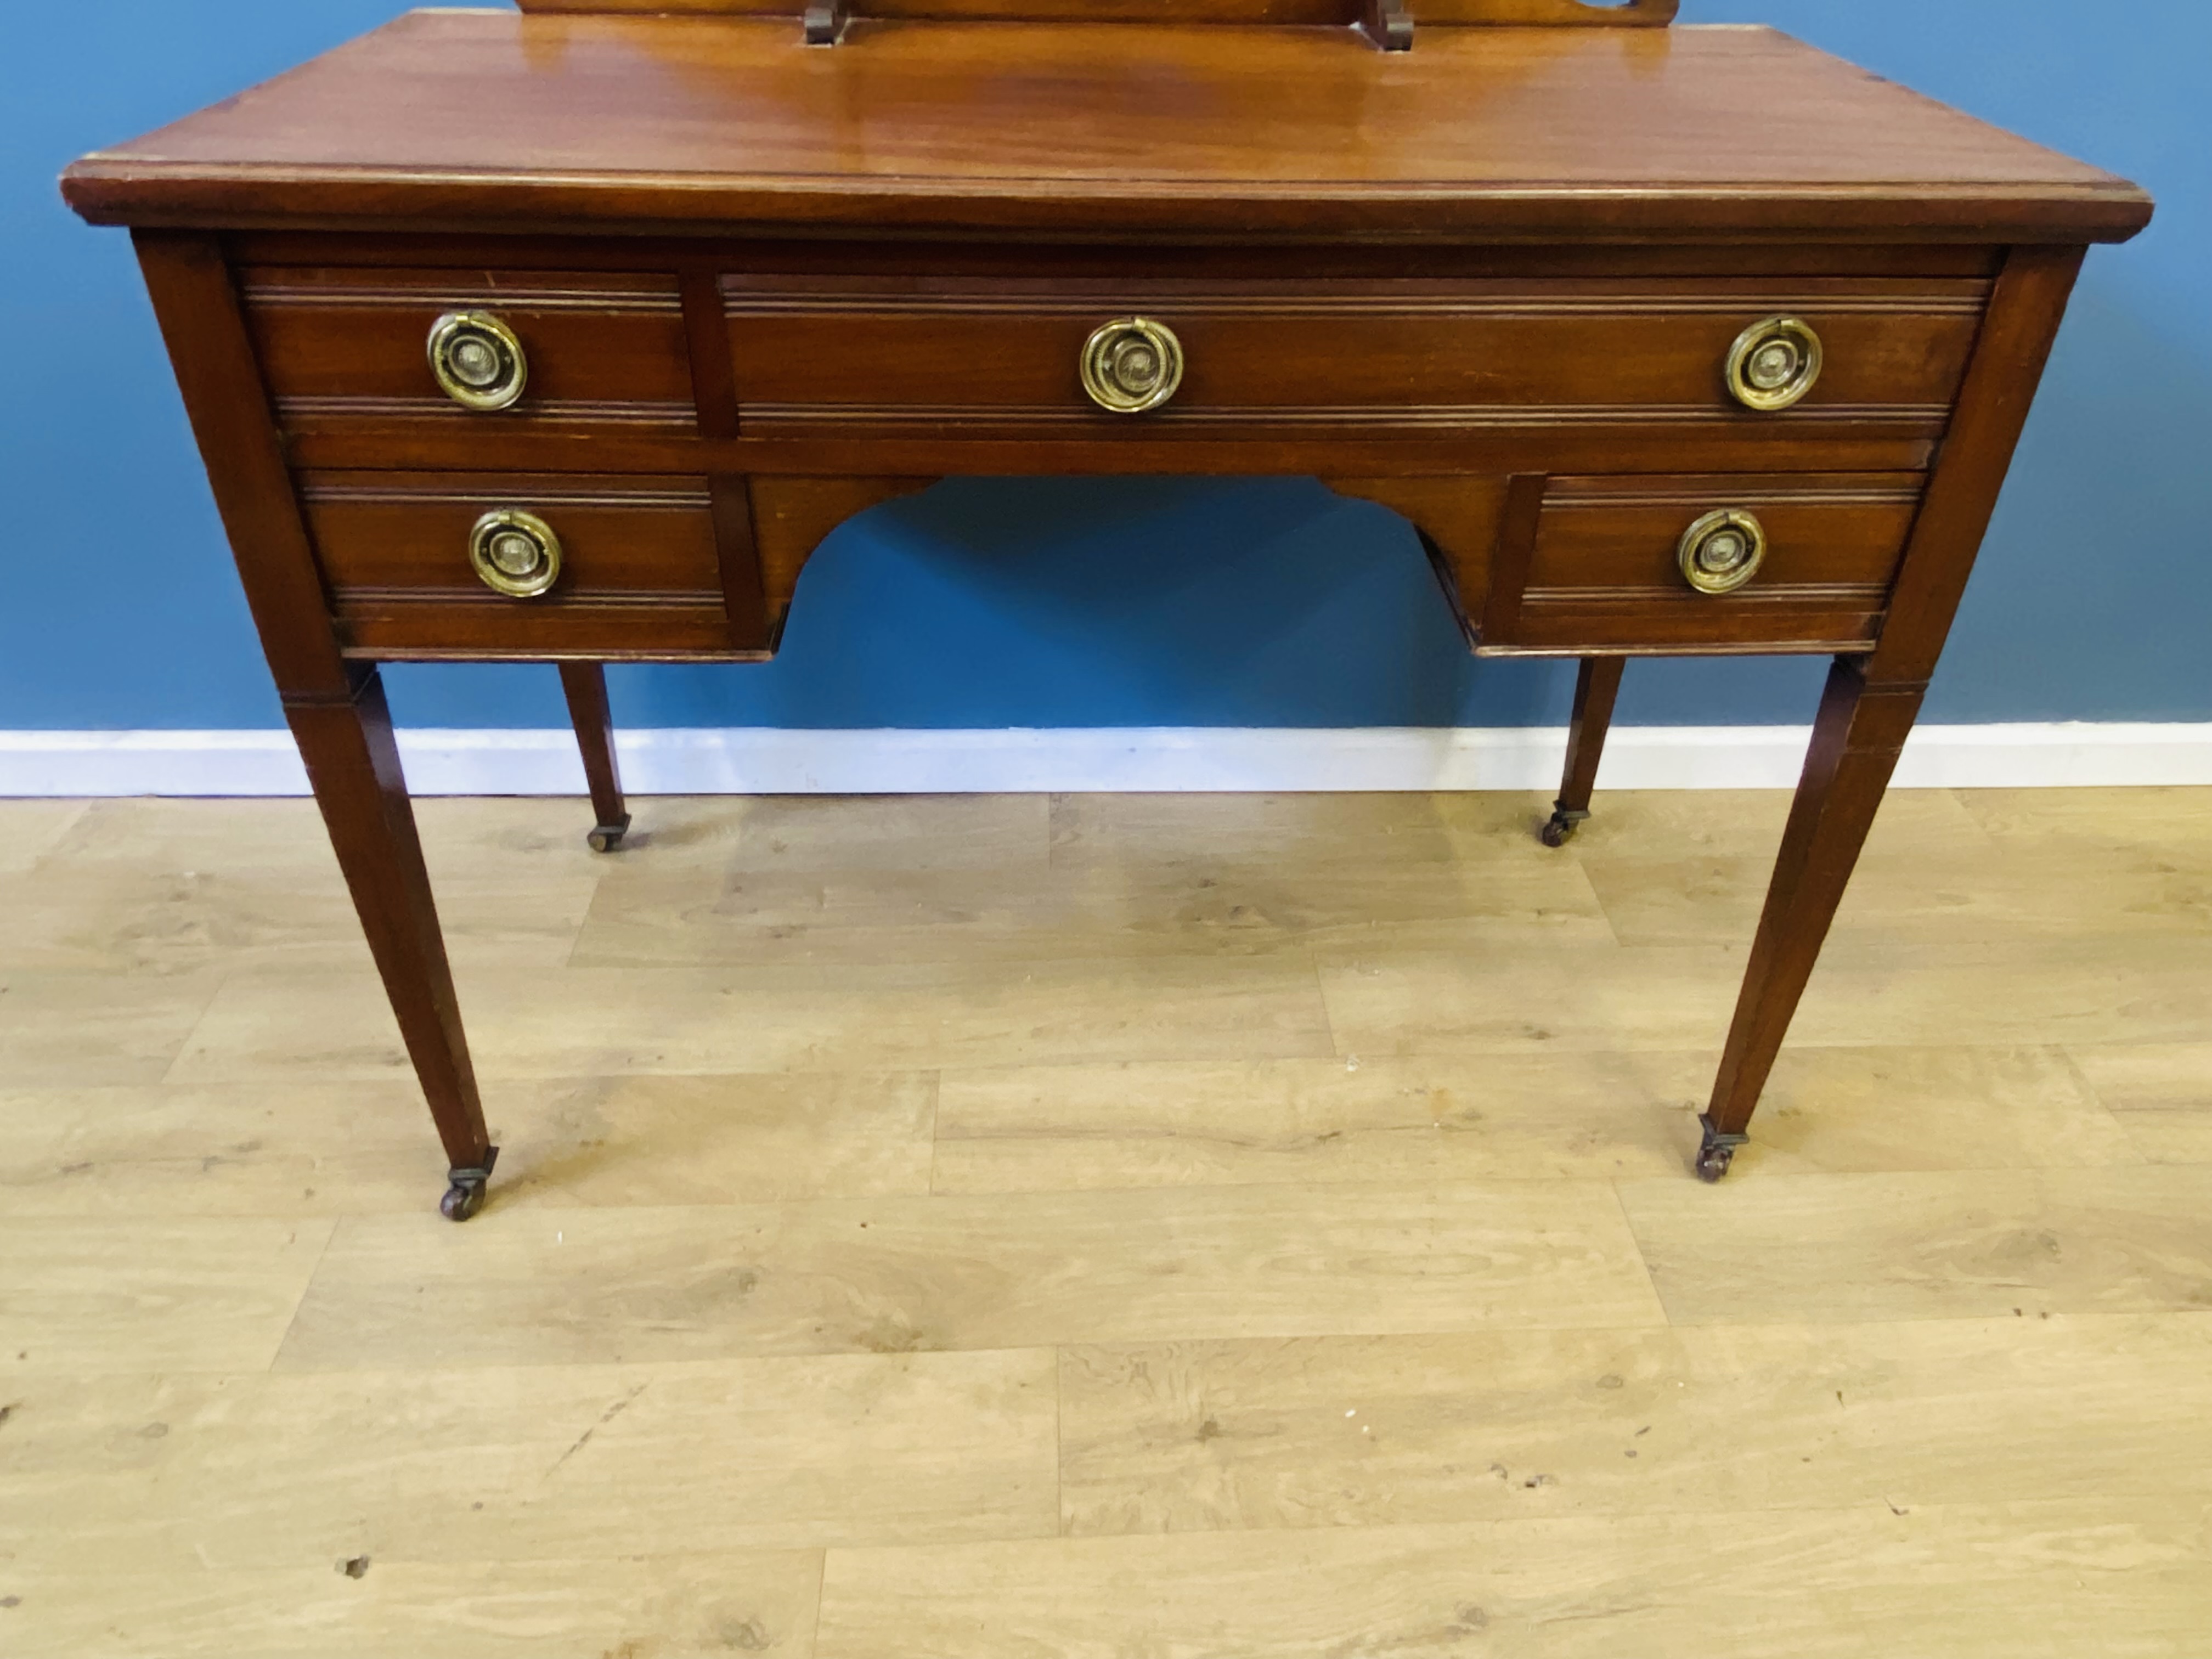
[4,0,2204,733]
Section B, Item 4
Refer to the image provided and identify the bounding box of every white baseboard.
[2,723,2208,798]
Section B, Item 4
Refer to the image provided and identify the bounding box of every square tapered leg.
[558,662,633,853]
[1541,656,1626,847]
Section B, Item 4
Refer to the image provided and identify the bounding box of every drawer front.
[299,473,738,658]
[1491,473,1925,654]
[725,276,1984,438]
[245,269,698,454]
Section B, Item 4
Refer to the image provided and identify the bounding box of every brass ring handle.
[1678,508,1767,596]
[1081,317,1184,415]
[1725,316,1823,413]
[470,509,563,599]
[429,310,528,411]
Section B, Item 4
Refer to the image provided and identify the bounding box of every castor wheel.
[440,1180,487,1221]
[1694,1114,1748,1184]
[585,814,631,854]
[1539,806,1589,848]
[438,1147,499,1222]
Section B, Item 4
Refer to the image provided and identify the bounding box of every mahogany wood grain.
[337,601,748,661]
[749,476,939,618]
[131,232,349,699]
[680,273,744,443]
[301,473,721,594]
[274,423,1944,481]
[71,12,2153,1188]
[558,662,633,845]
[241,268,692,413]
[1705,660,1924,1137]
[708,475,774,647]
[1459,471,1920,653]
[300,472,730,657]
[514,0,1677,25]
[132,230,491,1179]
[230,234,2009,281]
[725,276,1984,417]
[1554,656,1624,819]
[1323,476,1509,645]
[64,18,2150,244]
[1528,474,1922,592]
[245,266,697,465]
[1498,472,1920,651]
[1871,246,2087,685]
[1702,245,2091,1141]
[286,667,493,1171]
[1502,594,1889,658]
[1412,528,1477,646]
[1479,473,1549,645]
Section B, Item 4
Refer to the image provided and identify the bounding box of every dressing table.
[63,1,2152,1217]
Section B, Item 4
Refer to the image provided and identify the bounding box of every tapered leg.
[558,662,633,853]
[286,667,497,1219]
[1695,657,1925,1180]
[1540,656,1626,847]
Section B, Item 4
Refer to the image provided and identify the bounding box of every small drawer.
[724,275,1985,437]
[1490,473,1926,654]
[244,269,698,455]
[298,472,738,658]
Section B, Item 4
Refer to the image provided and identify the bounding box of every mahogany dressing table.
[62,1,2152,1218]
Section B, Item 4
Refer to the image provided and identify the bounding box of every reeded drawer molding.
[720,281,1992,317]
[1521,581,1893,606]
[726,280,1985,426]
[276,394,697,427]
[299,480,713,510]
[243,267,699,456]
[1482,470,1926,656]
[244,280,682,314]
[297,471,746,659]
[724,296,1990,317]
[337,586,723,607]
[1542,479,1926,508]
[738,402,1955,429]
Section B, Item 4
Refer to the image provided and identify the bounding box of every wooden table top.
[64,10,2148,242]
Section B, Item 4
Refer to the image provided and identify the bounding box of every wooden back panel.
[511,1,1678,26]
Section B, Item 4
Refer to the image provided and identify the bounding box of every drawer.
[724,275,1985,438]
[298,473,741,658]
[244,269,699,456]
[1487,473,1925,654]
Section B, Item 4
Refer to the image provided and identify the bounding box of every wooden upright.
[65,1,2149,1211]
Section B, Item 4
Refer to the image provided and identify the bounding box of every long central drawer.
[724,274,1985,436]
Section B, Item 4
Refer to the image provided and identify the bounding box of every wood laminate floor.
[1,786,2208,1656]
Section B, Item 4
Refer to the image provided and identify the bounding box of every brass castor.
[1694,1114,1748,1183]
[586,814,632,854]
[439,1181,486,1221]
[1539,806,1590,848]
[439,1147,499,1222]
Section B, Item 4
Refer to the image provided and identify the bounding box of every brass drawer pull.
[1726,316,1823,412]
[470,509,563,598]
[1081,317,1183,414]
[429,310,528,411]
[1678,508,1767,595]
